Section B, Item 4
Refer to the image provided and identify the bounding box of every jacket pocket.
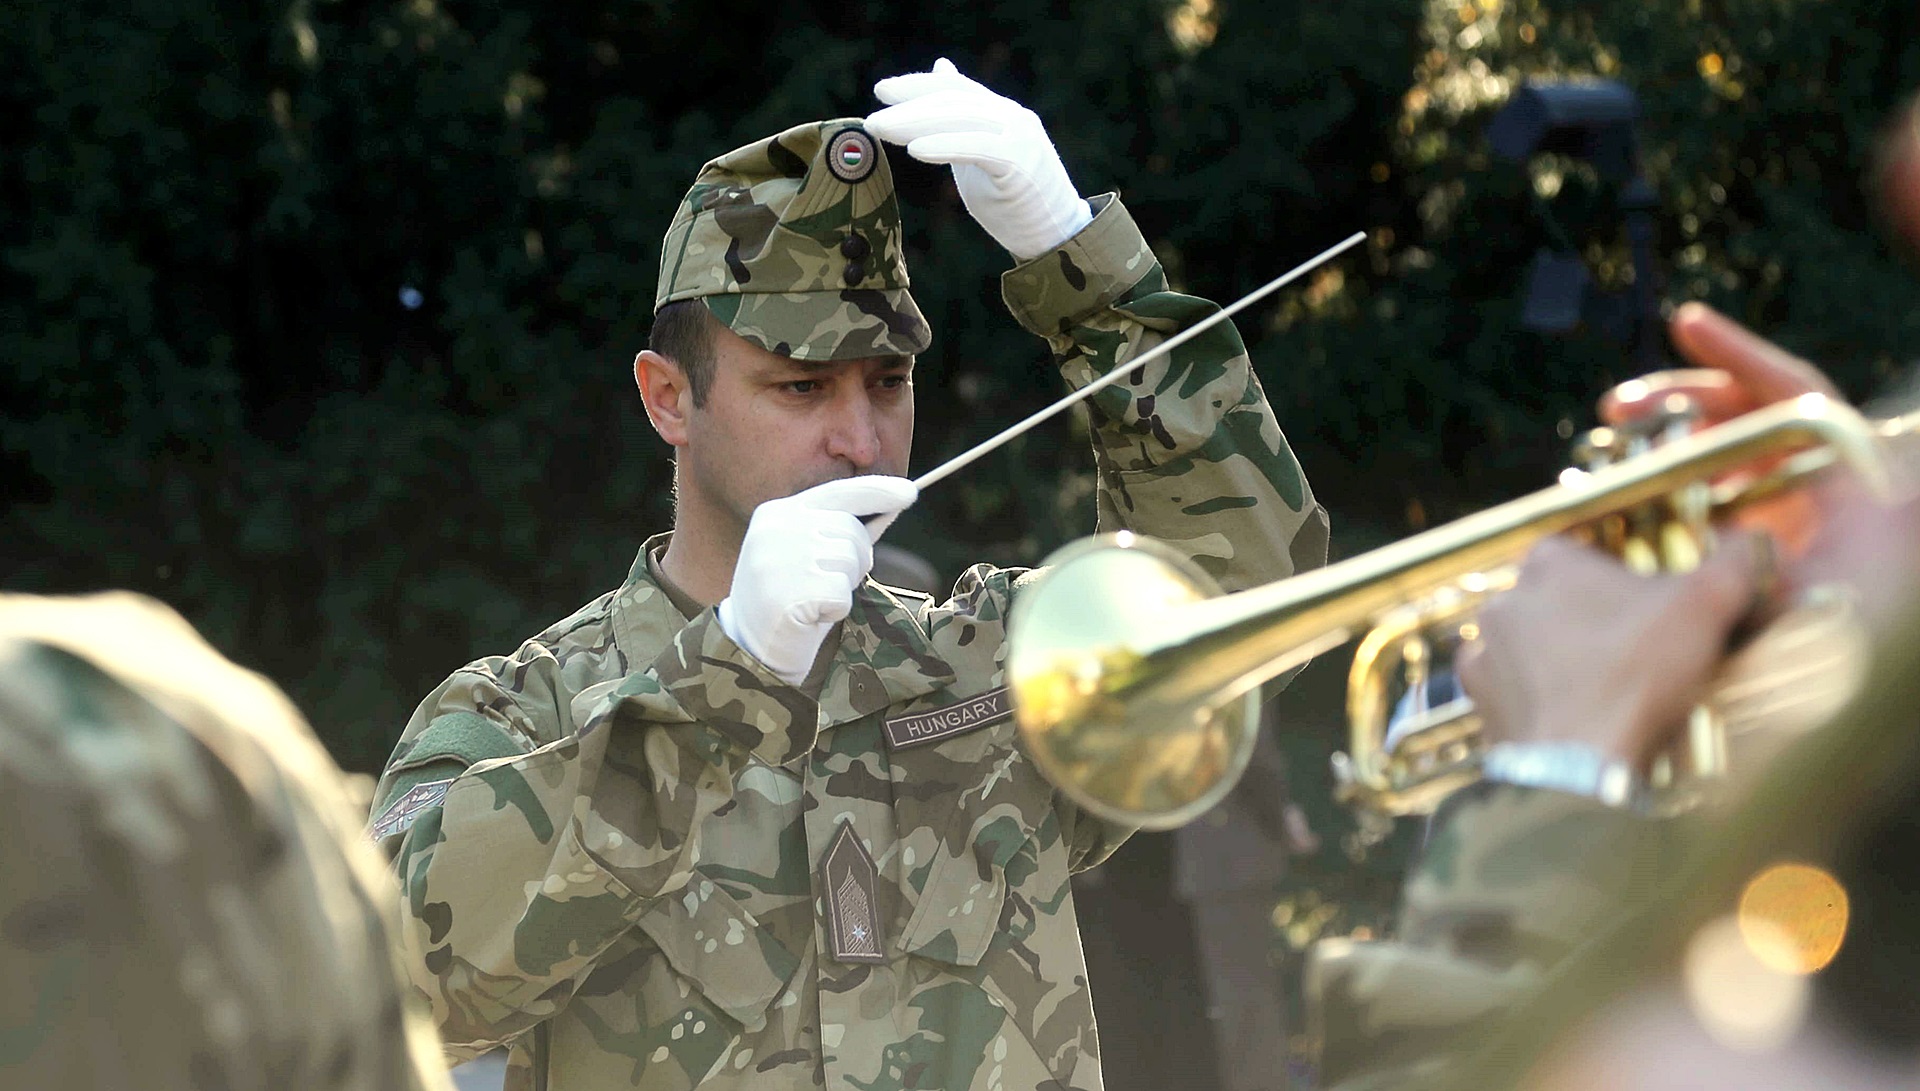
[893,716,1056,967]
[631,875,798,1030]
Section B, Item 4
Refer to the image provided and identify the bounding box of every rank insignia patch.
[883,686,1013,750]
[821,819,884,963]
[369,778,455,841]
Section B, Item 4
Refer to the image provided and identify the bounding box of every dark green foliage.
[4,0,1919,796]
[1328,0,1920,533]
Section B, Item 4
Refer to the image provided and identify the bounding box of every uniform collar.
[596,533,700,730]
[816,580,957,729]
[612,533,693,657]
[608,534,957,743]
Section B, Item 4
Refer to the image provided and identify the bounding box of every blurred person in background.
[1080,721,1319,1091]
[1173,725,1319,1091]
[869,543,941,597]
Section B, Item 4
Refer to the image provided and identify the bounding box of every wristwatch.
[1480,740,1651,812]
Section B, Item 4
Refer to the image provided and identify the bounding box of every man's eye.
[784,379,821,395]
[877,375,911,391]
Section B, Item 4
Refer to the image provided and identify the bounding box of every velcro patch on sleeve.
[369,778,455,841]
[883,686,1012,750]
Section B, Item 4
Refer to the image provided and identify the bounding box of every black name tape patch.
[883,686,1013,750]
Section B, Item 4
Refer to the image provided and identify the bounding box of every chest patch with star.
[821,819,884,964]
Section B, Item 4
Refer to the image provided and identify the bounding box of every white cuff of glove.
[867,58,1093,261]
[716,476,918,687]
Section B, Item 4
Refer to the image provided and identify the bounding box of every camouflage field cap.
[655,119,932,361]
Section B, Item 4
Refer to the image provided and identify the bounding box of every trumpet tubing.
[1007,395,1904,829]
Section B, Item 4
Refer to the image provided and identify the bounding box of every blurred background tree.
[0,0,1423,773]
[4,0,1920,1029]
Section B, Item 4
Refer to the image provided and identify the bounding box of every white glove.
[867,58,1094,261]
[716,476,919,686]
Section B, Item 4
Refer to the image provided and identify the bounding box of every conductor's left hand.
[866,58,1093,261]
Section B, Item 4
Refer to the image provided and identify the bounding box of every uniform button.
[842,260,865,286]
[841,234,870,259]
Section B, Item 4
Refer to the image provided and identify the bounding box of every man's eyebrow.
[769,356,914,373]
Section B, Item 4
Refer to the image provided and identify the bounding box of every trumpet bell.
[1007,533,1261,830]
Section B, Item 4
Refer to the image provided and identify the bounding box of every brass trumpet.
[1006,394,1911,831]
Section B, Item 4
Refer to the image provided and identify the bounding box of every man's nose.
[824,387,882,467]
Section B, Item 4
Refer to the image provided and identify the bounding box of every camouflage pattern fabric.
[0,592,452,1091]
[1441,604,1920,1088]
[372,190,1330,1091]
[656,118,932,362]
[1306,783,1681,1089]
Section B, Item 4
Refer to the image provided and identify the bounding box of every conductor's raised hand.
[865,57,1093,261]
[717,476,918,686]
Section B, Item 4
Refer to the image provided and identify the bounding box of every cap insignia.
[825,127,877,184]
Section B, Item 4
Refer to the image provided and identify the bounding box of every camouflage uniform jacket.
[371,195,1331,1091]
[1307,784,1685,1090]
[0,593,452,1091]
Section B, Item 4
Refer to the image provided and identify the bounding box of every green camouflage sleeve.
[371,636,585,822]
[378,607,809,1060]
[998,194,1331,868]
[0,594,451,1091]
[1001,193,1330,594]
[1307,783,1678,1089]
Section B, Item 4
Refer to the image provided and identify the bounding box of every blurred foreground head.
[0,593,450,1091]
[1877,94,1920,253]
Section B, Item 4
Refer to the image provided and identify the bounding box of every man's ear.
[634,350,692,447]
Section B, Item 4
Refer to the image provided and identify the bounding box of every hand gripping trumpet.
[1006,393,1917,830]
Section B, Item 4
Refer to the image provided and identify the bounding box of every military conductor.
[370,59,1329,1091]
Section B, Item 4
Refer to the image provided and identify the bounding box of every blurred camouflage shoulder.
[368,577,646,831]
[0,591,451,1091]
[1307,782,1679,1089]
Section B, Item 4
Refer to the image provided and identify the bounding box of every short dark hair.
[648,299,718,406]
